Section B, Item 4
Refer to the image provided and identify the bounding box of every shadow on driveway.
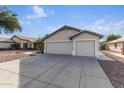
[0,54,113,88]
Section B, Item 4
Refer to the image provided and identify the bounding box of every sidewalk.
[98,52,115,61]
[101,50,124,63]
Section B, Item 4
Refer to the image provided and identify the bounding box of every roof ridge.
[11,35,37,42]
[64,25,83,31]
[107,37,124,44]
[15,35,36,39]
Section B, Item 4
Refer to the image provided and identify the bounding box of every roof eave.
[11,35,36,43]
[69,31,104,40]
[43,25,82,40]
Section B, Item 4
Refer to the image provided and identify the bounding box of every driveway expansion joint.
[0,54,113,88]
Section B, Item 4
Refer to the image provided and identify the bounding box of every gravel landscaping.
[0,50,37,63]
[98,53,124,88]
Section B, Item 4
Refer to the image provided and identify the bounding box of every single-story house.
[105,37,124,53]
[0,35,37,49]
[11,35,37,49]
[0,37,15,49]
[43,25,103,57]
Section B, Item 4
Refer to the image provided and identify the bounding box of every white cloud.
[24,5,47,20]
[21,6,55,25]
[49,10,55,16]
[19,19,31,25]
[31,5,47,18]
[84,18,124,36]
[20,6,47,25]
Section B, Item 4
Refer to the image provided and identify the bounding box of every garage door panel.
[76,40,95,56]
[0,43,13,49]
[46,42,72,54]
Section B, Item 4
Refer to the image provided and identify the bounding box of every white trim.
[44,42,47,53]
[97,41,100,57]
[95,40,97,57]
[74,39,96,41]
[44,40,71,54]
[72,39,76,55]
[44,40,71,43]
[73,39,97,57]
[44,39,99,57]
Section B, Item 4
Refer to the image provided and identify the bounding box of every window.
[114,43,117,49]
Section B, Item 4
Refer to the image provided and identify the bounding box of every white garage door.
[0,43,13,49]
[75,40,95,56]
[46,42,72,54]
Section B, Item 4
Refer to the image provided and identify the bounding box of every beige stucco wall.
[108,43,123,52]
[72,32,99,41]
[72,32,100,57]
[45,29,79,42]
[12,37,28,43]
[44,29,79,54]
[44,30,101,57]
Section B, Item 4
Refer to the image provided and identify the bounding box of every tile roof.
[69,30,103,39]
[12,35,37,42]
[43,25,103,40]
[107,37,124,44]
[43,25,81,40]
[0,37,15,43]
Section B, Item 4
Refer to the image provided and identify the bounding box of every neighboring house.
[99,42,109,50]
[11,35,37,49]
[0,35,37,49]
[105,37,124,53]
[0,37,15,49]
[43,25,103,57]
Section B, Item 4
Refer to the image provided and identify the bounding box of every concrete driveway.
[0,54,113,88]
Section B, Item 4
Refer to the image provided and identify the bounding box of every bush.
[34,38,44,49]
[10,43,19,50]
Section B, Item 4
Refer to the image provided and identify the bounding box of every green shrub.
[34,38,44,49]
[10,43,19,49]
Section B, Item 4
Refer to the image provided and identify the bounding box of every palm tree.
[0,7,22,34]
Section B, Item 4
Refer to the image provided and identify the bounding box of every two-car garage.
[45,40,96,57]
[43,25,102,57]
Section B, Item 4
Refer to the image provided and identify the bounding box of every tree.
[34,38,44,49]
[106,34,122,42]
[0,7,22,34]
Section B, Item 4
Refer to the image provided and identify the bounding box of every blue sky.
[0,5,124,40]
